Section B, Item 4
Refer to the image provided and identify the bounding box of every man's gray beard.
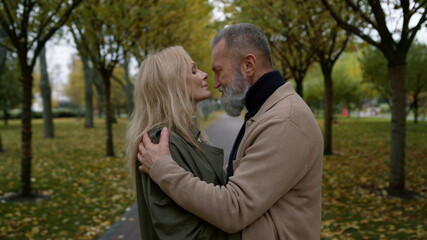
[219,71,250,117]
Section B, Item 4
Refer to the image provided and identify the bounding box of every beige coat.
[150,82,324,239]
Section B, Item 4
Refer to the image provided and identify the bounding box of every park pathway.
[98,113,243,240]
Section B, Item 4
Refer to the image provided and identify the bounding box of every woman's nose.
[202,71,208,79]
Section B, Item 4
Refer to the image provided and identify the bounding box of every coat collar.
[247,82,295,123]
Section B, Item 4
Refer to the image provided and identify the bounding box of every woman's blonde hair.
[126,46,205,182]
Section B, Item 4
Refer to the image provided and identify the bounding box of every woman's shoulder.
[147,125,182,145]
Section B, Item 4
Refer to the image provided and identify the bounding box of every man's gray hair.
[211,23,272,66]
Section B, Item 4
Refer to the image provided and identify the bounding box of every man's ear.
[242,54,256,77]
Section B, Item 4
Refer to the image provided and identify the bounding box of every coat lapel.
[236,82,296,160]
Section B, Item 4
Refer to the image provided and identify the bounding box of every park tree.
[291,0,351,155]
[270,35,314,97]
[0,28,21,126]
[360,43,427,123]
[69,31,98,128]
[81,55,95,128]
[266,1,316,97]
[39,47,54,138]
[112,54,134,117]
[69,0,150,156]
[0,0,82,197]
[321,0,427,196]
[65,56,129,119]
[69,0,215,133]
[1,26,15,157]
[65,56,85,107]
[332,52,365,116]
[0,52,21,125]
[111,68,128,117]
[406,43,427,123]
[359,46,391,104]
[303,52,365,118]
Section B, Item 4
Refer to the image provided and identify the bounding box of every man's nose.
[214,77,220,89]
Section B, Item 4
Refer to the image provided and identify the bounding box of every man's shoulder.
[258,83,315,124]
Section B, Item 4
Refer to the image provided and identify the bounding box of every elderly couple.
[126,23,323,240]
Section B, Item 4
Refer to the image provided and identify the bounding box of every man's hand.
[137,127,171,174]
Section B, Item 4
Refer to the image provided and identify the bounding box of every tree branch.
[0,1,21,49]
[368,0,395,49]
[30,0,83,69]
[321,0,380,49]
[344,0,377,27]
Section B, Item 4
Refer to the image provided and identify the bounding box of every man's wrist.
[150,154,172,175]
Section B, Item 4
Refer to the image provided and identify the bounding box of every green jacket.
[135,126,241,240]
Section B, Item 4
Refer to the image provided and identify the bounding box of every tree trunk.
[0,130,4,152]
[82,55,94,128]
[388,64,406,195]
[93,74,105,118]
[0,28,6,70]
[123,58,134,117]
[21,67,33,197]
[3,108,9,126]
[0,30,7,128]
[413,95,418,124]
[321,63,333,155]
[102,72,115,157]
[39,47,54,138]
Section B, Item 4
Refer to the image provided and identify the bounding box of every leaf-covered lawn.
[0,116,426,239]
[320,118,427,240]
[1,118,132,239]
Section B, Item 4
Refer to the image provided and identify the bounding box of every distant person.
[126,46,240,240]
[137,23,324,239]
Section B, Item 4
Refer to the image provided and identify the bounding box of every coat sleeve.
[149,117,310,233]
[138,142,223,240]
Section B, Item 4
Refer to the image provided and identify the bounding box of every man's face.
[211,39,250,117]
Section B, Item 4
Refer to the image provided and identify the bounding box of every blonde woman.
[127,46,240,240]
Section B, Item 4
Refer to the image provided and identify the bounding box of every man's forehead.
[211,41,226,67]
[211,52,221,69]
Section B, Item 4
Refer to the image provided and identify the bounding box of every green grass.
[0,116,426,239]
[1,118,132,240]
[320,118,427,240]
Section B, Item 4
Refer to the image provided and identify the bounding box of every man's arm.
[139,119,310,233]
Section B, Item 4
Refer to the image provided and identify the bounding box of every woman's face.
[188,61,211,103]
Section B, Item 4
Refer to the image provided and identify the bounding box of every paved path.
[98,113,243,240]
[205,113,243,166]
